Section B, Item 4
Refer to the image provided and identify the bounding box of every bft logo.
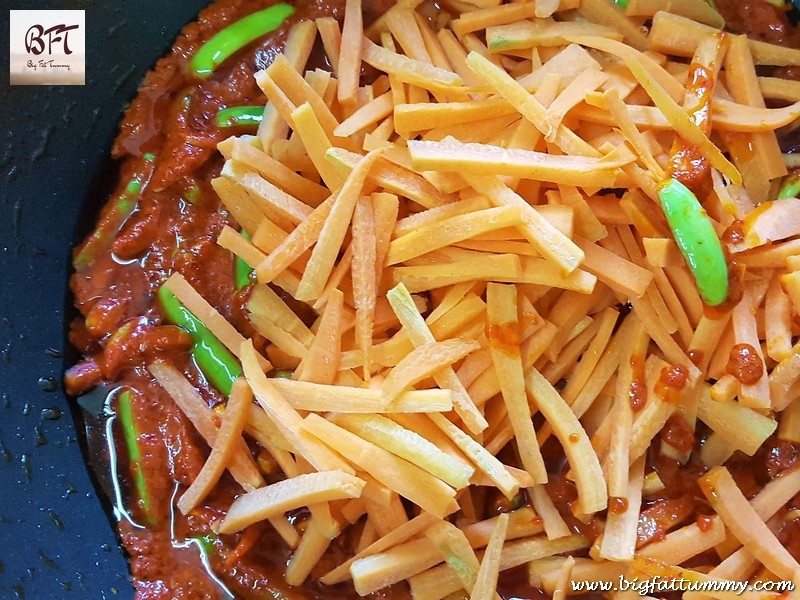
[25,23,80,56]
[10,10,85,85]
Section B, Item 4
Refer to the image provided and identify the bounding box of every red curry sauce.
[713,0,800,48]
[68,1,396,597]
[66,1,800,599]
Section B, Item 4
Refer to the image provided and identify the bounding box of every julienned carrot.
[300,413,459,519]
[701,467,800,581]
[178,378,253,514]
[351,196,378,379]
[218,470,366,534]
[148,361,264,491]
[88,1,800,596]
[224,521,267,568]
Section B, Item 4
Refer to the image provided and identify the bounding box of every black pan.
[5,3,800,599]
[0,2,202,597]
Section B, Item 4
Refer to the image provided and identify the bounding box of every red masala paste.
[66,1,800,598]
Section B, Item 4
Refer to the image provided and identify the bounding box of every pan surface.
[0,2,201,597]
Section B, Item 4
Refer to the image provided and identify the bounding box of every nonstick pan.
[0,2,202,597]
[6,3,800,599]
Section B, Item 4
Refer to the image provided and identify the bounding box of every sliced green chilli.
[216,106,264,129]
[189,4,295,78]
[157,284,242,395]
[658,178,728,306]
